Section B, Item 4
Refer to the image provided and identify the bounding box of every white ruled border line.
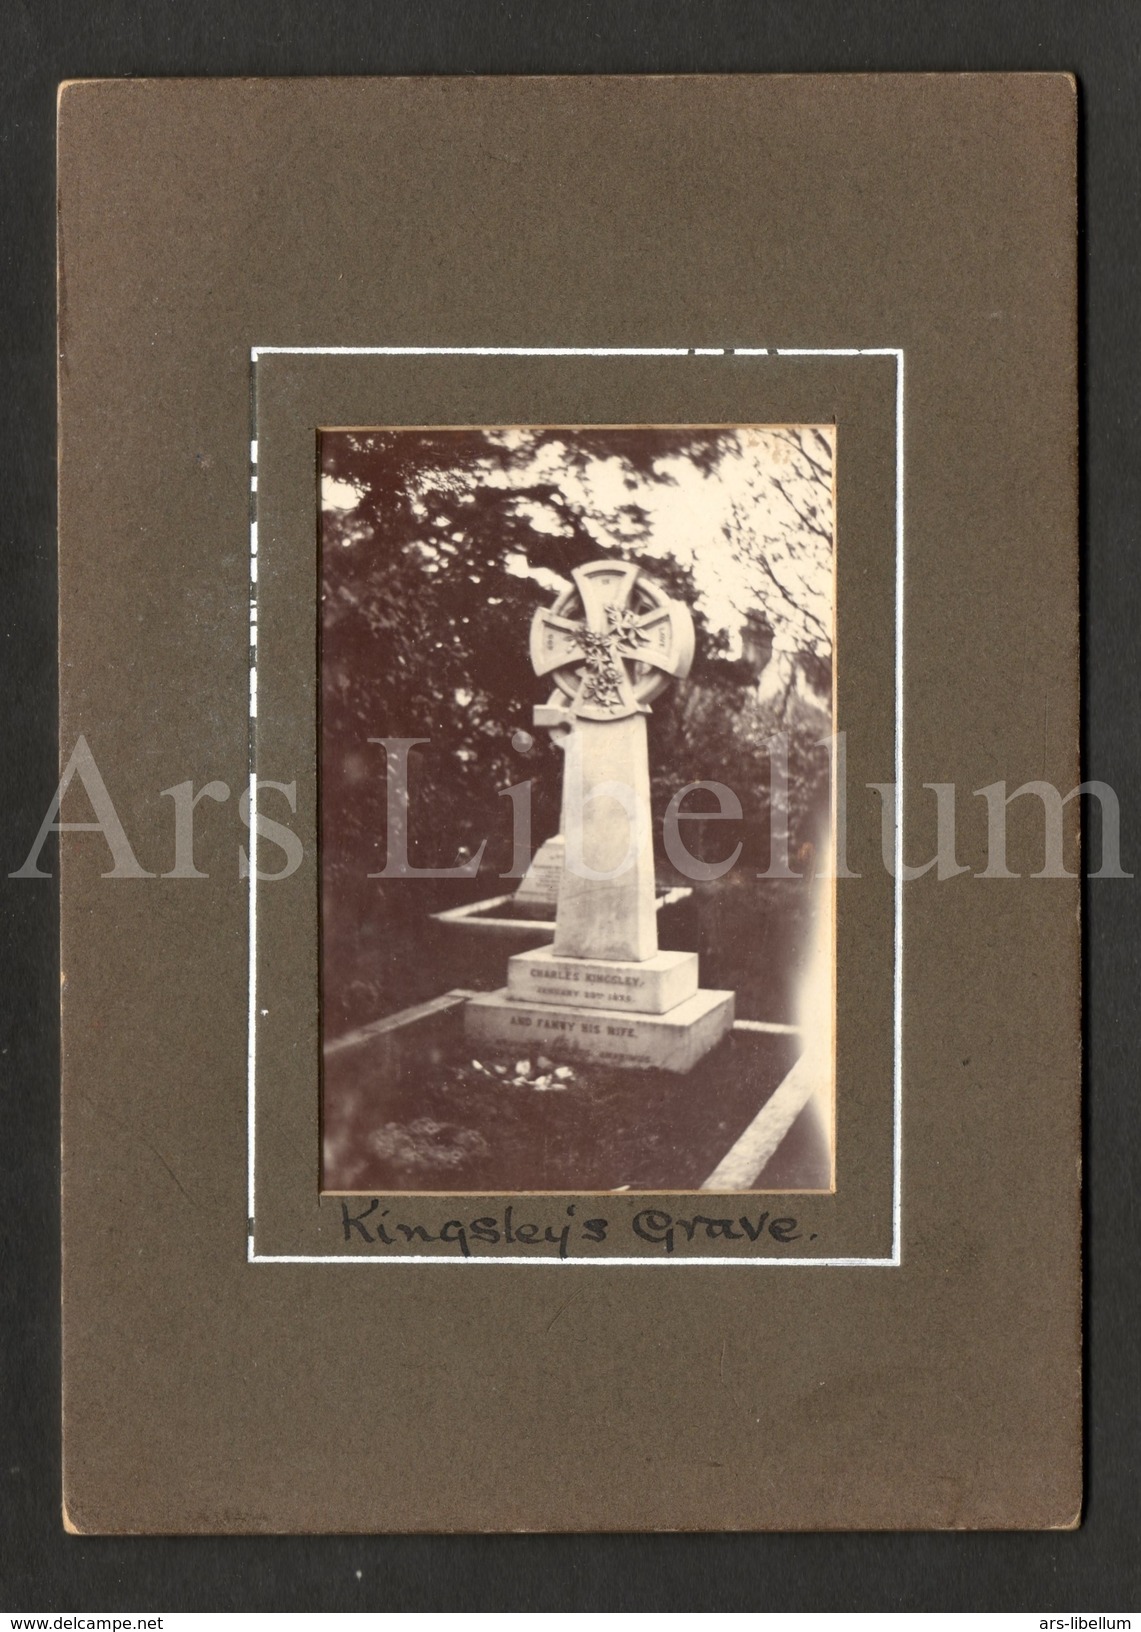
[247,345,903,1269]
[246,427,258,1247]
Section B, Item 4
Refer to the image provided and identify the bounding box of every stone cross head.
[528,560,695,724]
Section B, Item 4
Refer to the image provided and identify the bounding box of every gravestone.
[466,561,734,1073]
[510,832,565,919]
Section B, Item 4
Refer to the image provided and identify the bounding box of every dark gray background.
[3,0,1136,1608]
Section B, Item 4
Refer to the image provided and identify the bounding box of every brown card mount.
[58,74,1079,1533]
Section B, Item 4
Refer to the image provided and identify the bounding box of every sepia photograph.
[48,64,1092,1548]
[319,424,837,1195]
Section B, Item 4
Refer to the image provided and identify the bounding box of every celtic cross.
[529,560,695,724]
[527,561,695,963]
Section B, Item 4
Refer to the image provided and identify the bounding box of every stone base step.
[464,986,735,1075]
[507,946,699,1015]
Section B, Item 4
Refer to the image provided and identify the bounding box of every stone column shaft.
[555,714,658,963]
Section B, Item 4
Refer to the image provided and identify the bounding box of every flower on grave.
[570,603,653,711]
[605,602,651,651]
[573,631,623,711]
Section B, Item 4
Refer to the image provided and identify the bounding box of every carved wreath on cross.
[529,560,696,724]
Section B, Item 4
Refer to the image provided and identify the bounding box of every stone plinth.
[508,946,699,1015]
[465,987,735,1075]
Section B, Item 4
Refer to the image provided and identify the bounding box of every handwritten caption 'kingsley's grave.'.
[340,1201,817,1257]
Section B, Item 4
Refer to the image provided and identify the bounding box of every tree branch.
[770,477,832,541]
